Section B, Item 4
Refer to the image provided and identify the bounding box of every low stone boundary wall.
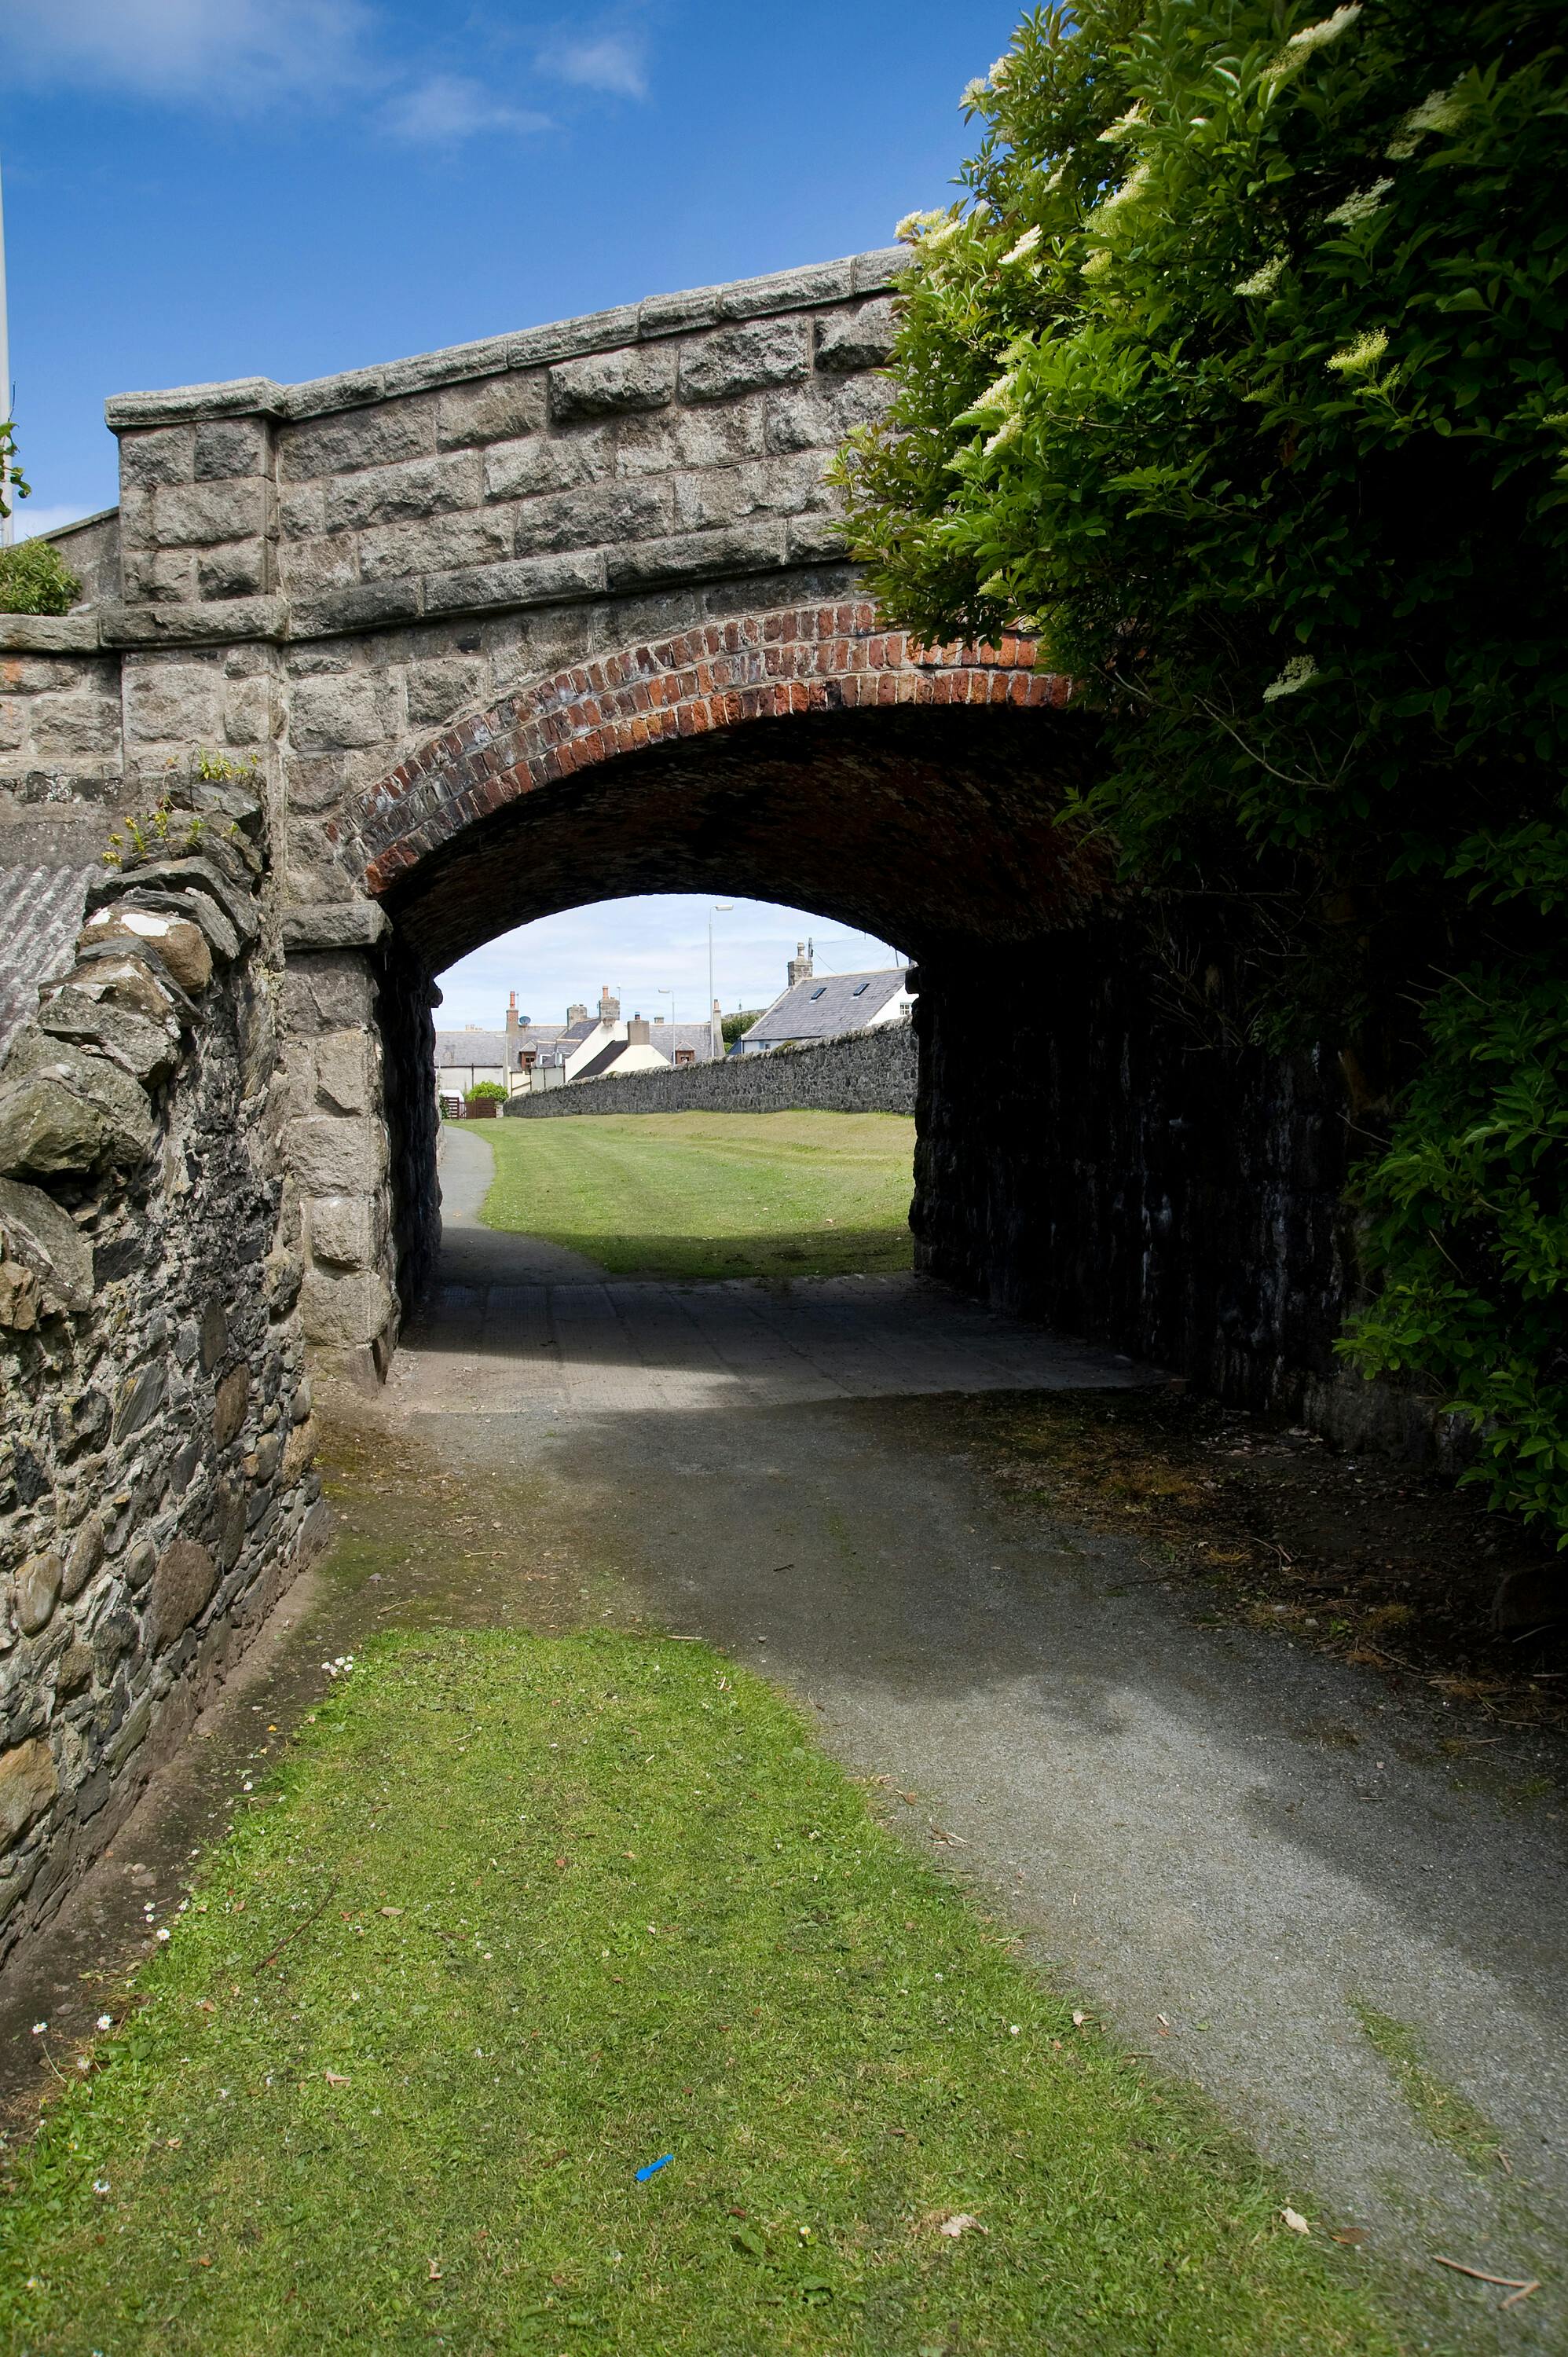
[504,1021,915,1119]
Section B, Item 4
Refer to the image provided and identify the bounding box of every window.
[852,982,870,996]
[810,986,826,1000]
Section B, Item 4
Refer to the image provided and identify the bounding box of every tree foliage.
[837,0,1568,1541]
[0,537,82,617]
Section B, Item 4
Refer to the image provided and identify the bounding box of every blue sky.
[5,0,1016,1020]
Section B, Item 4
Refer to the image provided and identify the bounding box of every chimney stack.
[787,939,814,988]
[599,983,621,1021]
[626,1014,651,1046]
[505,990,519,1037]
[566,1000,588,1025]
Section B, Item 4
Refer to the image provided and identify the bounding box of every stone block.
[200,1295,227,1372]
[197,541,269,600]
[614,401,766,478]
[15,1553,62,1637]
[223,676,273,746]
[283,951,376,1036]
[0,1737,57,1844]
[422,549,605,616]
[112,1359,168,1443]
[549,348,674,423]
[300,1266,394,1348]
[121,548,196,605]
[324,453,481,533]
[280,902,389,952]
[0,1177,94,1310]
[194,417,271,479]
[482,428,613,503]
[145,1540,219,1654]
[282,398,437,482]
[213,1364,251,1450]
[288,1115,388,1195]
[678,321,809,404]
[288,581,423,637]
[119,426,195,488]
[281,1414,317,1486]
[787,516,851,564]
[123,660,223,745]
[62,1517,104,1600]
[510,304,640,371]
[289,673,391,754]
[815,298,898,371]
[313,1030,371,1114]
[437,374,548,449]
[152,481,268,549]
[80,908,212,995]
[0,1043,156,1179]
[405,656,485,726]
[718,259,855,319]
[605,521,786,592]
[306,1193,379,1269]
[37,988,178,1084]
[101,594,288,648]
[512,480,672,561]
[358,508,510,584]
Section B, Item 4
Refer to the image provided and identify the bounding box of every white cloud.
[381,74,551,145]
[537,28,649,99]
[7,0,369,106]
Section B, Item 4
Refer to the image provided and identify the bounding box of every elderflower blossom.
[1098,104,1146,144]
[1082,247,1114,278]
[984,415,1022,456]
[988,55,1013,88]
[1263,5,1361,84]
[973,369,1018,415]
[1091,163,1151,218]
[960,78,991,112]
[1326,328,1389,376]
[895,209,948,245]
[1235,257,1288,297]
[1326,178,1393,226]
[1262,654,1319,702]
[1387,86,1468,156]
[1002,224,1043,266]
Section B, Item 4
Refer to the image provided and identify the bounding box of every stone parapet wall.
[0,772,324,1966]
[506,1021,915,1120]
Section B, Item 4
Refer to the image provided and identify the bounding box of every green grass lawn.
[0,1631,1397,2356]
[479,1112,916,1281]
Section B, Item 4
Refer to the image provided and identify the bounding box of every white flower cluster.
[1326,328,1390,377]
[322,1653,357,1677]
[1235,257,1288,298]
[1388,86,1469,158]
[1263,654,1319,702]
[1325,178,1393,227]
[1002,224,1043,266]
[1099,104,1147,145]
[1263,5,1361,86]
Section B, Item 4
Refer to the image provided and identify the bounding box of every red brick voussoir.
[350,603,1064,894]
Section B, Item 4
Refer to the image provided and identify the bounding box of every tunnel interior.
[371,698,1357,1420]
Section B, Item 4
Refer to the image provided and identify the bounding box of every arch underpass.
[8,244,1358,1422]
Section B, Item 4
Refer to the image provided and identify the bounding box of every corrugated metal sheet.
[0,865,92,1061]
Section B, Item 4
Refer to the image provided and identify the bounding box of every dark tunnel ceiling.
[381,707,1107,971]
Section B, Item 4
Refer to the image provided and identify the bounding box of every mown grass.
[0,1631,1397,2355]
[480,1112,915,1281]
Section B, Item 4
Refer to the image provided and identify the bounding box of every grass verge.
[0,1630,1396,2355]
[1351,2003,1508,2175]
[480,1112,915,1281]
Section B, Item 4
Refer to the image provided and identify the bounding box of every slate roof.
[573,1039,633,1081]
[742,967,910,1047]
[434,1030,510,1069]
[0,865,93,1060]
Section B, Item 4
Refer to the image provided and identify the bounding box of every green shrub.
[467,1080,509,1103]
[0,536,82,616]
[837,0,1568,1541]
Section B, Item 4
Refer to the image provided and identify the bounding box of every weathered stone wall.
[0,772,324,1964]
[505,1020,916,1120]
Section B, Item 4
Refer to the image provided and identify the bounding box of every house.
[434,984,723,1102]
[735,943,914,1053]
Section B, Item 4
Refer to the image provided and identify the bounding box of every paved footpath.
[391,1125,1568,2347]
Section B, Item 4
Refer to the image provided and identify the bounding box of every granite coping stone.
[104,251,912,432]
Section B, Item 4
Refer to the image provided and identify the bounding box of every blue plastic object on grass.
[636,2154,672,2182]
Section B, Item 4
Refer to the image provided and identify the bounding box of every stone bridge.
[0,247,1376,1948]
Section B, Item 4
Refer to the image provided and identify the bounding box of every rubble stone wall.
[0,773,325,1966]
[505,1020,916,1120]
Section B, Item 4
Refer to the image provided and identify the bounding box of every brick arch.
[346,601,1065,897]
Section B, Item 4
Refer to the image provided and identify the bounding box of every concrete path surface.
[390,1128,1568,2348]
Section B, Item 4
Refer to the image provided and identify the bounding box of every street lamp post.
[657,985,675,1065]
[709,904,733,1059]
[0,149,13,548]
